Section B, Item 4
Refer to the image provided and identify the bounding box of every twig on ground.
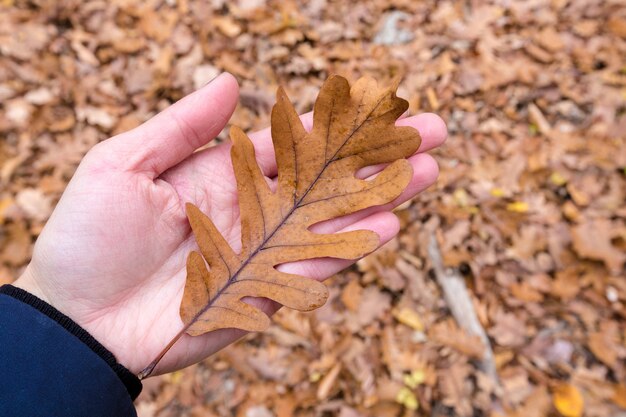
[428,233,500,386]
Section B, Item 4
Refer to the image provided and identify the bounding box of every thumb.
[97,72,239,177]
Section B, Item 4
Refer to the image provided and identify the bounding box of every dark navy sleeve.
[0,285,141,417]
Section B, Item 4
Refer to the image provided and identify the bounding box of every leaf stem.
[137,325,188,379]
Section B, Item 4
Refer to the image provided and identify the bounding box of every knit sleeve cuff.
[0,284,142,400]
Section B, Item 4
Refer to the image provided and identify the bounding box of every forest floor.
[1,0,625,416]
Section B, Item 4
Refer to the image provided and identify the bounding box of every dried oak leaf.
[571,219,626,276]
[428,318,485,359]
[138,75,420,377]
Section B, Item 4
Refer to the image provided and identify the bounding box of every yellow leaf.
[553,383,584,417]
[392,307,424,331]
[453,188,469,207]
[403,370,426,389]
[426,87,440,110]
[490,187,505,197]
[506,201,529,213]
[396,387,419,410]
[168,370,184,385]
[309,371,322,382]
[550,172,567,186]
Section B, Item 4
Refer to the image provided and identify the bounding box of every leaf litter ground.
[1,1,625,416]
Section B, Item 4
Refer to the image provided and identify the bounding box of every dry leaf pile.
[1,0,625,416]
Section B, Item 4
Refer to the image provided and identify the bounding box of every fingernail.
[206,72,225,86]
[196,72,225,90]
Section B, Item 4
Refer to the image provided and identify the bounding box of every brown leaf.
[356,286,391,326]
[507,386,551,417]
[340,279,363,312]
[0,221,31,266]
[15,188,52,222]
[571,219,626,275]
[535,27,564,52]
[612,384,626,408]
[142,76,420,376]
[587,322,620,368]
[607,17,626,38]
[317,362,342,400]
[438,359,473,417]
[429,319,485,359]
[489,313,527,348]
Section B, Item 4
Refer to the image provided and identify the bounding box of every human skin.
[14,73,447,376]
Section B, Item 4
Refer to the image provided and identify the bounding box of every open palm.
[15,73,446,376]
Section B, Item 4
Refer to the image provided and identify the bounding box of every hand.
[14,73,447,376]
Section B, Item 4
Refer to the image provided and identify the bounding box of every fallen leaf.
[340,279,362,312]
[506,201,529,213]
[535,27,564,52]
[192,65,221,90]
[489,313,526,347]
[403,369,426,388]
[392,307,424,331]
[112,36,146,53]
[501,366,533,406]
[552,383,584,417]
[429,319,485,359]
[24,87,55,105]
[508,386,551,417]
[571,219,626,275]
[77,106,117,130]
[140,76,420,377]
[44,106,76,132]
[395,386,418,410]
[317,363,341,400]
[587,324,619,368]
[213,16,242,38]
[274,395,297,417]
[439,360,473,417]
[357,286,391,326]
[245,406,275,417]
[0,221,31,266]
[15,188,52,221]
[0,266,15,285]
[442,219,471,251]
[0,197,14,224]
[550,268,581,300]
[607,17,626,38]
[510,281,544,302]
[612,384,626,408]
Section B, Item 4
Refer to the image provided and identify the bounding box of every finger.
[104,73,239,177]
[397,112,447,153]
[248,111,446,178]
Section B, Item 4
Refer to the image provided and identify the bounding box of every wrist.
[0,283,143,398]
[13,266,53,306]
[11,264,141,372]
